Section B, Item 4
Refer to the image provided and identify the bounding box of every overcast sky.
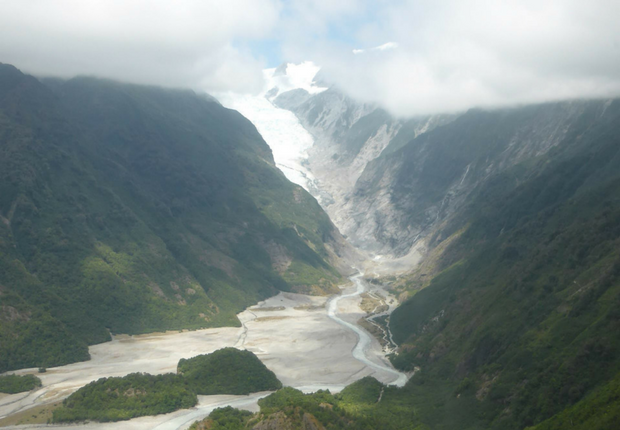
[1,0,619,116]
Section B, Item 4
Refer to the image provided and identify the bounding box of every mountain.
[259,66,620,428]
[0,63,345,372]
[271,74,453,253]
[271,66,617,262]
[347,101,612,257]
[383,98,620,429]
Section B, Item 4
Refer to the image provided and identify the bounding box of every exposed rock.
[252,412,292,430]
[273,85,452,257]
[262,240,293,273]
[251,411,326,430]
[148,282,166,298]
[344,100,610,256]
[302,412,324,430]
[0,305,31,322]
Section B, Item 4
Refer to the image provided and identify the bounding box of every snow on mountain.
[265,62,327,98]
[217,61,451,257]
[216,62,326,193]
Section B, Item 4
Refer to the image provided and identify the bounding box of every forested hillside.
[386,99,620,429]
[349,101,614,256]
[0,63,343,372]
[52,373,197,423]
[177,348,282,395]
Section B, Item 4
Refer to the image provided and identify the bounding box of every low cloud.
[309,0,620,116]
[1,1,618,116]
[353,42,398,55]
[0,0,279,93]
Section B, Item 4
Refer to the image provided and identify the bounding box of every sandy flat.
[237,290,396,388]
[0,328,241,423]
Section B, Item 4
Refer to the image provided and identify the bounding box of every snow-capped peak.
[263,61,327,98]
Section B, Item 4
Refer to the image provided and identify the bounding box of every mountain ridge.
[0,63,346,372]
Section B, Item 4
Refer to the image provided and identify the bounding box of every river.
[327,273,408,387]
[0,270,408,430]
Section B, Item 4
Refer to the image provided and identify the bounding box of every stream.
[327,272,409,387]
[0,271,409,430]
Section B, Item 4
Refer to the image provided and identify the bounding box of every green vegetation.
[385,99,620,429]
[50,349,280,423]
[51,373,197,423]
[196,387,352,430]
[0,63,341,373]
[202,99,620,430]
[256,387,351,428]
[0,374,41,394]
[223,100,620,430]
[190,379,422,430]
[3,62,619,430]
[526,370,620,430]
[178,348,282,395]
[189,407,254,430]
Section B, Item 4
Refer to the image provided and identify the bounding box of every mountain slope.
[385,98,620,429]
[0,63,343,372]
[348,101,613,256]
[231,97,620,430]
[270,66,453,250]
[273,66,615,260]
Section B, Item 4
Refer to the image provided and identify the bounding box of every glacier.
[216,62,326,193]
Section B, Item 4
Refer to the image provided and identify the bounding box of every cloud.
[1,0,618,115]
[0,0,280,93]
[304,0,620,116]
[353,42,398,55]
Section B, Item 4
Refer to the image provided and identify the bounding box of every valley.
[0,272,407,429]
[1,61,620,430]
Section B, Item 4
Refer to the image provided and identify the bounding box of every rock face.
[386,98,620,430]
[273,72,617,258]
[251,411,325,430]
[342,100,614,256]
[272,85,452,251]
[252,412,293,430]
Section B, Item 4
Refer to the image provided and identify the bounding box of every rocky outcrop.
[269,64,618,264]
[251,411,326,430]
[343,100,616,256]
[273,86,451,252]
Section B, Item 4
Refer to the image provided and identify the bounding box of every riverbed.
[0,274,407,430]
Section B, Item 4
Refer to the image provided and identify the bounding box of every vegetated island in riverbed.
[178,347,283,395]
[190,377,409,430]
[51,348,283,423]
[51,373,197,423]
[0,374,42,394]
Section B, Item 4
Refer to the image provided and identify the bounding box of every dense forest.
[178,347,282,395]
[0,374,41,394]
[190,378,418,430]
[51,373,197,423]
[0,63,343,373]
[2,60,619,430]
[384,99,620,429]
[49,349,280,423]
[189,407,254,430]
